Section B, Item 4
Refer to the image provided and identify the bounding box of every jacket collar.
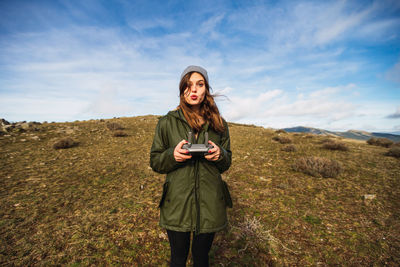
[167,108,209,132]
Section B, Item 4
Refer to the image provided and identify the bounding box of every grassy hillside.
[284,126,400,142]
[1,116,399,266]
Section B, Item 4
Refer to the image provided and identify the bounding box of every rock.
[1,119,13,134]
[4,125,13,132]
[363,194,376,200]
[259,177,272,182]
[0,120,42,133]
[159,232,167,240]
[1,118,10,125]
[277,183,289,190]
[21,123,30,130]
[65,128,75,134]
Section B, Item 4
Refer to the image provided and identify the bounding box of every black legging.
[166,229,215,267]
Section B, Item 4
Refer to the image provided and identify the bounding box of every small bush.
[366,138,375,145]
[234,216,271,255]
[304,215,322,225]
[282,145,297,152]
[53,137,78,149]
[106,122,124,131]
[292,156,342,178]
[275,129,287,134]
[386,147,400,158]
[322,141,349,151]
[367,137,393,148]
[272,135,292,144]
[113,130,128,137]
[392,142,400,147]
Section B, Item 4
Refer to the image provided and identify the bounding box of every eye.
[197,82,204,87]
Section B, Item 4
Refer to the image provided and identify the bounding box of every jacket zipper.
[176,110,202,235]
[194,129,201,236]
[194,158,200,236]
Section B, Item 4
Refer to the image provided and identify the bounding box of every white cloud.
[386,60,400,84]
[199,14,225,35]
[226,0,395,50]
[386,106,400,119]
[215,87,233,95]
[357,18,400,41]
[128,18,175,32]
[313,2,374,45]
[0,94,88,122]
[221,89,283,120]
[220,84,358,129]
[309,83,356,98]
[80,85,133,118]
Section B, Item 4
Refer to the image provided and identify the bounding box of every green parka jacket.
[150,109,232,235]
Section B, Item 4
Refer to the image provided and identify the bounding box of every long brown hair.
[178,72,225,134]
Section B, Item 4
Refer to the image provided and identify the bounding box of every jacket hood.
[167,108,211,133]
[167,109,191,127]
[167,108,185,121]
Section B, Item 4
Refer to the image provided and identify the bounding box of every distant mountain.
[283,126,400,142]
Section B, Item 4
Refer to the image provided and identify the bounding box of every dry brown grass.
[1,116,400,266]
[292,156,342,178]
[367,137,393,148]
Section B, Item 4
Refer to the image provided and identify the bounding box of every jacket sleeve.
[214,121,232,174]
[150,117,184,174]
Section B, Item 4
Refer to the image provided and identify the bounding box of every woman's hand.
[174,140,192,162]
[205,140,220,161]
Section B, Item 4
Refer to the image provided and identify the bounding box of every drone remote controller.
[182,131,214,156]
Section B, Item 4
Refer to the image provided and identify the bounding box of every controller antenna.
[188,131,193,145]
[204,132,209,145]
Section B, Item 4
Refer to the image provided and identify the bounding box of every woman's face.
[184,72,206,107]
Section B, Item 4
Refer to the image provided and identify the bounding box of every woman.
[150,65,232,266]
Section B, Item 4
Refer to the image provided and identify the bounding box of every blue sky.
[0,0,399,133]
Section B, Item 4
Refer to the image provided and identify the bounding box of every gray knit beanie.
[180,65,209,85]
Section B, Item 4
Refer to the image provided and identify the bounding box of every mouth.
[190,95,198,100]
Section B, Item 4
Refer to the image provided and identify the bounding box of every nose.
[189,84,197,93]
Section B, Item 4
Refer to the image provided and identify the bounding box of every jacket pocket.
[221,180,233,208]
[158,181,169,208]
